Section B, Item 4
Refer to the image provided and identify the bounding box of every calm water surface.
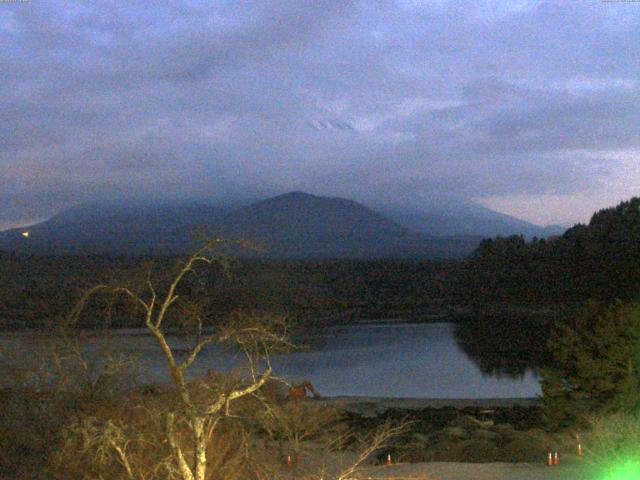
[160,322,539,398]
[268,322,540,398]
[3,322,541,398]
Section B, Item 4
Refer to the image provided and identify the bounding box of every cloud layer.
[1,0,639,228]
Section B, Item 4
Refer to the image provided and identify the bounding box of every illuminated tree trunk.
[167,413,195,480]
[193,417,207,480]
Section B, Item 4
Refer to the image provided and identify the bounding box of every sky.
[1,0,639,230]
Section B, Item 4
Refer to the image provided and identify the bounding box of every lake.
[2,322,541,398]
[269,322,541,398]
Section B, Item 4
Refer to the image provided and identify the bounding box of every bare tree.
[58,239,412,480]
[256,399,344,471]
[254,395,410,480]
[69,239,290,480]
[332,420,409,480]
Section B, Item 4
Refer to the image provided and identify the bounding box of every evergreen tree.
[460,196,640,306]
[541,300,640,430]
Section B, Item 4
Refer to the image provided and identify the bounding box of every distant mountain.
[0,201,230,256]
[0,192,480,258]
[216,191,479,258]
[377,200,565,239]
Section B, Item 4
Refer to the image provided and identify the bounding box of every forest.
[0,254,460,330]
[460,197,640,307]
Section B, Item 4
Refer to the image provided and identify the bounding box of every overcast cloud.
[1,0,639,229]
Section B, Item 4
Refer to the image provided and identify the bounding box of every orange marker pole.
[387,453,392,466]
[287,455,292,467]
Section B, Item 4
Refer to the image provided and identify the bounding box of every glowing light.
[21,231,29,238]
[602,459,640,480]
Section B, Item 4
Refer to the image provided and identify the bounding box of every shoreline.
[320,395,540,412]
[0,316,462,334]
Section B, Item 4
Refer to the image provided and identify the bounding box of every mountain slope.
[0,201,229,255]
[0,192,479,258]
[378,200,565,238]
[216,191,478,258]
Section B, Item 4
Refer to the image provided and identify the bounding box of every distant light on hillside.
[21,231,29,238]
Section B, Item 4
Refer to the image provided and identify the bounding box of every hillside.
[460,196,640,305]
[217,192,478,258]
[0,192,480,259]
[378,200,565,238]
[0,201,230,256]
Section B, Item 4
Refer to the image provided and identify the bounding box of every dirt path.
[360,462,593,480]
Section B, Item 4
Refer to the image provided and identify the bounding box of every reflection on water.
[1,322,542,399]
[263,322,541,398]
[453,315,551,378]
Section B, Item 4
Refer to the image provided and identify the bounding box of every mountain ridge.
[0,191,560,258]
[375,200,565,238]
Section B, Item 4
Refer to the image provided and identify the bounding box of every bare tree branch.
[66,239,289,480]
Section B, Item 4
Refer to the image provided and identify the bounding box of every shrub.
[541,300,640,430]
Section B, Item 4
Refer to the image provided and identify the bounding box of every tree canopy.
[541,300,640,430]
[460,197,640,307]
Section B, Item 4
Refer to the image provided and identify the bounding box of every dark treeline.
[459,197,640,307]
[0,254,460,330]
[445,197,640,381]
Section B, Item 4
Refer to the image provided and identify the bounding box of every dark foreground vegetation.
[0,365,388,479]
[346,404,572,464]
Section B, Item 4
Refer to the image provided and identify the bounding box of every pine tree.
[541,300,640,430]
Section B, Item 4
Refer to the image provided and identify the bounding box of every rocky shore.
[322,396,540,415]
[323,396,580,465]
